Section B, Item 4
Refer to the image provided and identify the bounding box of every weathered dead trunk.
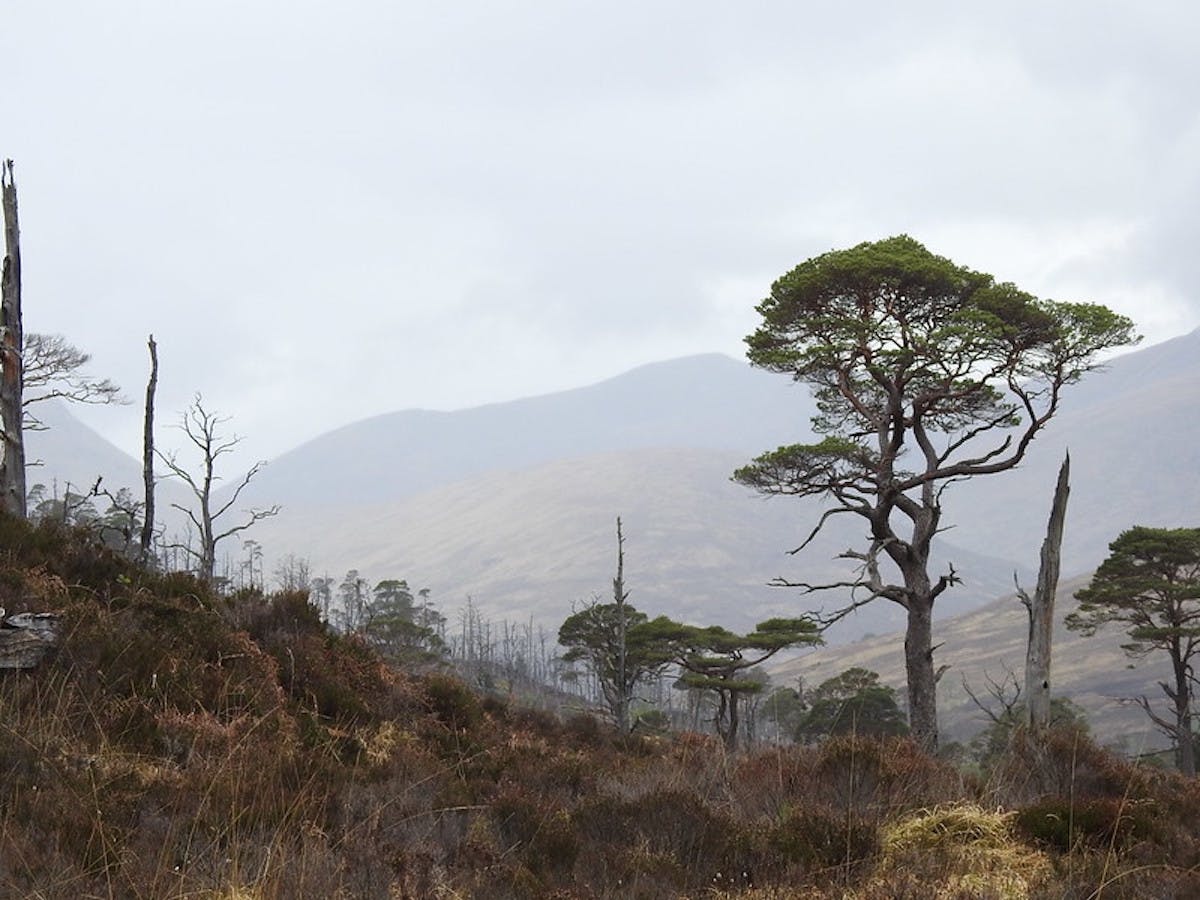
[1022,453,1070,733]
[0,160,26,518]
[140,334,158,559]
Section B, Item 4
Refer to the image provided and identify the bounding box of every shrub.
[769,805,877,873]
[421,673,483,732]
[1014,796,1160,852]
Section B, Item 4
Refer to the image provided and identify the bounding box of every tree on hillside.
[969,694,1088,765]
[733,235,1137,750]
[1,159,26,518]
[1066,526,1200,776]
[335,569,370,632]
[558,601,673,733]
[309,573,334,621]
[363,578,447,664]
[27,480,99,526]
[159,395,279,584]
[794,666,909,743]
[762,684,805,743]
[273,553,312,593]
[643,616,821,749]
[558,517,661,733]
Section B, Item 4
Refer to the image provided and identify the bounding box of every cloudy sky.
[5,2,1199,470]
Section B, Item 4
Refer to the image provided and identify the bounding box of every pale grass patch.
[872,802,1052,900]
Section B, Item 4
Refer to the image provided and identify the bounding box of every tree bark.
[1173,653,1196,776]
[0,160,26,518]
[726,689,740,751]
[904,599,938,751]
[140,335,158,559]
[1023,453,1070,733]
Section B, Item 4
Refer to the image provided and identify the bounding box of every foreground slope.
[3,514,1199,899]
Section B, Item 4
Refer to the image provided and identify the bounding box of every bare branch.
[787,506,857,555]
[962,669,1022,726]
[213,505,280,543]
[21,333,125,430]
[211,459,268,520]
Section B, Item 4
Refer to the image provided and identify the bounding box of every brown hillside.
[771,574,1173,751]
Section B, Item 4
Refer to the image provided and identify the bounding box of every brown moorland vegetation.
[1,513,1198,899]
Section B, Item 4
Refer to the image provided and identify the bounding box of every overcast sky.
[5,2,1199,471]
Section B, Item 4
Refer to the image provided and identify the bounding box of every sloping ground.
[3,513,1199,899]
[772,574,1171,750]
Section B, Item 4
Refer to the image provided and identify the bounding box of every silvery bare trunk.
[1024,454,1070,733]
[613,516,630,734]
[0,161,25,518]
[140,335,158,558]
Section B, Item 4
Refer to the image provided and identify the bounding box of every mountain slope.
[771,574,1171,750]
[239,333,1198,643]
[249,447,1029,637]
[24,400,146,497]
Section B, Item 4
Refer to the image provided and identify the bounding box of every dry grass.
[1,513,1199,898]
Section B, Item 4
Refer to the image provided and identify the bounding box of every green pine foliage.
[794,668,910,743]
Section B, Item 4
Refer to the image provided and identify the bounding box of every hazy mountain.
[236,331,1198,644]
[24,400,146,499]
[233,353,817,512]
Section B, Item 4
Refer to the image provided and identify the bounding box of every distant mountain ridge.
[235,353,815,511]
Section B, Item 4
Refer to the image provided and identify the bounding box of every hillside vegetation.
[2,514,1199,899]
